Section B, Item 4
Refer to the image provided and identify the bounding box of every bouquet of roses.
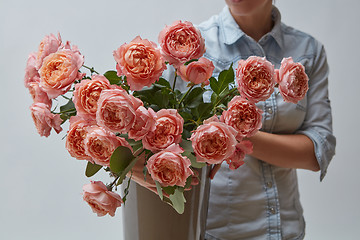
[24,20,309,216]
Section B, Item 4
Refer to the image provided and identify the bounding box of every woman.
[201,0,336,239]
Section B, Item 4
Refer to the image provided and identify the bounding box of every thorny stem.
[107,176,120,191]
[172,70,178,92]
[82,65,99,75]
[213,87,238,110]
[177,84,195,109]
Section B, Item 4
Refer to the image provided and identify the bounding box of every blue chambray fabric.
[199,6,336,240]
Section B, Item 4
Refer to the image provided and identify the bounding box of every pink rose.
[113,36,166,91]
[142,109,184,152]
[177,57,214,85]
[30,103,62,137]
[28,81,52,106]
[65,116,95,161]
[84,126,132,166]
[73,75,111,120]
[96,88,143,133]
[35,33,62,70]
[190,115,237,164]
[221,96,263,140]
[39,49,85,99]
[24,52,41,88]
[158,20,205,67]
[147,144,193,187]
[128,106,156,141]
[236,56,276,103]
[82,181,123,217]
[225,140,253,170]
[276,57,309,103]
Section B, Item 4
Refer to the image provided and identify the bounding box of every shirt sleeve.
[295,42,336,181]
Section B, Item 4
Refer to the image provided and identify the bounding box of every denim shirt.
[198,6,336,240]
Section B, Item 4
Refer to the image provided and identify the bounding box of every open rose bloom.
[96,88,143,133]
[83,181,123,217]
[30,103,62,137]
[190,116,238,165]
[142,109,184,152]
[72,75,111,120]
[276,57,309,103]
[113,36,166,91]
[39,48,85,99]
[84,126,132,166]
[158,20,205,67]
[236,56,276,103]
[146,144,193,187]
[221,96,263,140]
[25,26,308,216]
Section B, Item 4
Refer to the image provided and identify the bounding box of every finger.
[209,164,221,179]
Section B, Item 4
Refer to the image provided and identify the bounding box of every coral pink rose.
[30,103,62,137]
[24,52,41,88]
[147,144,193,187]
[28,82,52,106]
[96,88,143,133]
[113,36,166,91]
[35,33,62,70]
[84,126,132,166]
[225,140,253,170]
[39,49,85,99]
[82,181,123,217]
[158,21,205,67]
[236,56,275,103]
[190,115,237,164]
[221,96,263,140]
[177,57,214,85]
[128,106,156,141]
[142,109,184,152]
[276,57,309,103]
[73,75,111,120]
[65,116,95,161]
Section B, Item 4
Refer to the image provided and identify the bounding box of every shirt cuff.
[296,128,336,181]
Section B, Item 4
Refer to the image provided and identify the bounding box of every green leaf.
[218,63,234,87]
[162,186,176,195]
[179,139,193,152]
[60,98,75,112]
[153,78,171,89]
[210,64,235,95]
[209,77,220,95]
[169,188,186,214]
[104,70,122,85]
[85,162,103,177]
[183,151,206,168]
[110,146,136,185]
[197,102,213,121]
[155,181,164,201]
[183,87,205,108]
[184,59,198,66]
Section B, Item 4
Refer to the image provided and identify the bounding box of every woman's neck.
[230,2,273,42]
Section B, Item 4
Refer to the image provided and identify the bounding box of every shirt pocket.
[295,95,307,112]
[274,92,307,134]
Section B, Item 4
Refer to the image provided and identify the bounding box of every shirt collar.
[219,5,284,48]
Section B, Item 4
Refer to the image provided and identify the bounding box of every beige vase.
[122,166,210,240]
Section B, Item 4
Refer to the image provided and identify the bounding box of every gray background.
[1,0,359,239]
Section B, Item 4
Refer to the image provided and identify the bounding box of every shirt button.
[269,207,276,214]
[267,107,273,114]
[266,182,273,188]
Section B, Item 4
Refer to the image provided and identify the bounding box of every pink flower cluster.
[25,21,309,217]
[236,56,309,104]
[24,33,85,137]
[113,21,214,90]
